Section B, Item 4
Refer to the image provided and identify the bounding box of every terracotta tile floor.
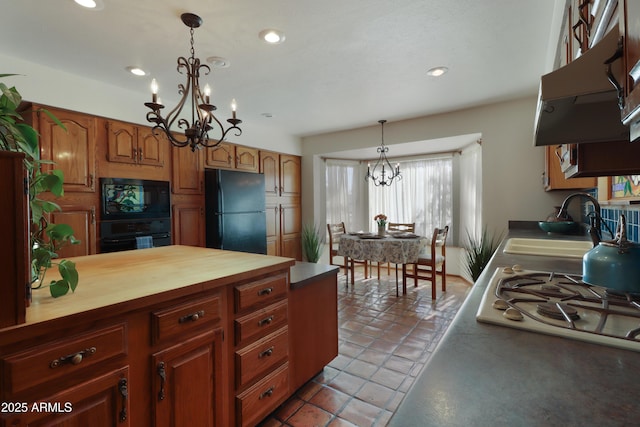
[259,267,471,427]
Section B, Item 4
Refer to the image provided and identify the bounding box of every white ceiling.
[2,0,559,142]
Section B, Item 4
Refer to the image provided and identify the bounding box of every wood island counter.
[0,245,338,427]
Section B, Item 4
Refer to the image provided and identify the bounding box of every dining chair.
[404,226,449,299]
[377,222,415,278]
[327,222,347,274]
[327,222,368,278]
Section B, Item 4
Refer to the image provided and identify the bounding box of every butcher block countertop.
[23,245,295,327]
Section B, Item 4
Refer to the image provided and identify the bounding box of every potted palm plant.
[463,227,502,282]
[0,74,79,297]
[301,223,323,263]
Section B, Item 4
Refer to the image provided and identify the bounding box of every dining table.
[338,232,428,296]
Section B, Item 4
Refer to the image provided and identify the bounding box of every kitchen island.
[389,224,640,427]
[0,246,338,427]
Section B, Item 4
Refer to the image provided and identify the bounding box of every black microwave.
[100,178,171,220]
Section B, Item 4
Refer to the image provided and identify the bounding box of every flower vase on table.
[374,214,387,237]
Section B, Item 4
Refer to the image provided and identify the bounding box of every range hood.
[534,26,629,146]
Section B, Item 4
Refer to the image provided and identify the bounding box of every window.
[368,157,453,236]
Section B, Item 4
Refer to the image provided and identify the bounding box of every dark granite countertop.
[389,224,640,427]
[290,262,339,289]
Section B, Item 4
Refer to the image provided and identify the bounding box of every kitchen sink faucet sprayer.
[557,192,604,246]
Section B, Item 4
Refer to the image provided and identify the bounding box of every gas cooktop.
[476,266,640,352]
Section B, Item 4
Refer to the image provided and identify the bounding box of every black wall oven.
[99,178,172,253]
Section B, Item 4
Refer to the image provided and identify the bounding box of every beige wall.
[300,96,576,240]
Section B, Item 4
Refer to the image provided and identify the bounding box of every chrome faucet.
[557,192,602,245]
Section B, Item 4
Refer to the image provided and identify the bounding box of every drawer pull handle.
[157,362,166,401]
[179,310,205,323]
[259,386,275,400]
[258,315,274,326]
[257,287,273,296]
[259,346,274,358]
[50,346,97,368]
[118,378,128,422]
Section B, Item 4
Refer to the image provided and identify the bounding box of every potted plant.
[0,74,79,297]
[301,223,323,263]
[463,227,502,282]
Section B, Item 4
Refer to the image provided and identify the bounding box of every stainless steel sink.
[503,238,593,258]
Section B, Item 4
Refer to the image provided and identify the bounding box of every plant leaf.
[47,223,76,242]
[58,260,79,292]
[49,279,70,298]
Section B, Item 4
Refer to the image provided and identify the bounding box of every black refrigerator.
[205,169,267,254]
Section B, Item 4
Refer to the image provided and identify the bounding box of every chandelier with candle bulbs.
[365,120,401,186]
[144,13,242,152]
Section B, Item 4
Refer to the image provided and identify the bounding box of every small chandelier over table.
[144,12,242,152]
[365,120,401,186]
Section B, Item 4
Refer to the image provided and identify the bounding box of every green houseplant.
[463,227,502,282]
[301,223,323,263]
[0,74,79,297]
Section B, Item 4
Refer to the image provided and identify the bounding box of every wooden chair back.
[388,222,416,233]
[404,225,449,299]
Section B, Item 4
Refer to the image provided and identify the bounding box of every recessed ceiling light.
[207,56,231,68]
[126,66,147,76]
[427,66,448,77]
[259,29,286,44]
[261,113,273,118]
[73,0,104,10]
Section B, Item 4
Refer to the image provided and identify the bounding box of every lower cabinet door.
[0,366,129,427]
[152,329,223,427]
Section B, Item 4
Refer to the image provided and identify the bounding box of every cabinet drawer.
[3,323,127,396]
[236,362,289,427]
[234,300,288,345]
[234,273,288,313]
[235,327,288,388]
[151,294,221,345]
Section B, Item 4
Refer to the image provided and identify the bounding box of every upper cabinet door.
[260,151,280,197]
[172,140,204,195]
[235,146,259,172]
[137,127,165,167]
[39,107,97,193]
[279,155,301,197]
[205,142,234,169]
[107,120,137,165]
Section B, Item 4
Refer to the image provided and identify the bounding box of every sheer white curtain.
[459,143,482,241]
[325,159,367,232]
[368,157,453,237]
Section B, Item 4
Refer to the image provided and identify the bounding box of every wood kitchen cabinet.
[152,330,224,427]
[0,152,28,328]
[171,142,204,195]
[260,151,302,260]
[172,201,205,247]
[561,138,640,177]
[0,367,130,427]
[543,144,597,190]
[151,292,224,427]
[206,142,259,172]
[0,322,130,427]
[49,203,98,258]
[106,119,165,167]
[233,273,290,427]
[36,106,97,193]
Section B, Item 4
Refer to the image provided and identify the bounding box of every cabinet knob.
[259,346,274,358]
[257,287,273,296]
